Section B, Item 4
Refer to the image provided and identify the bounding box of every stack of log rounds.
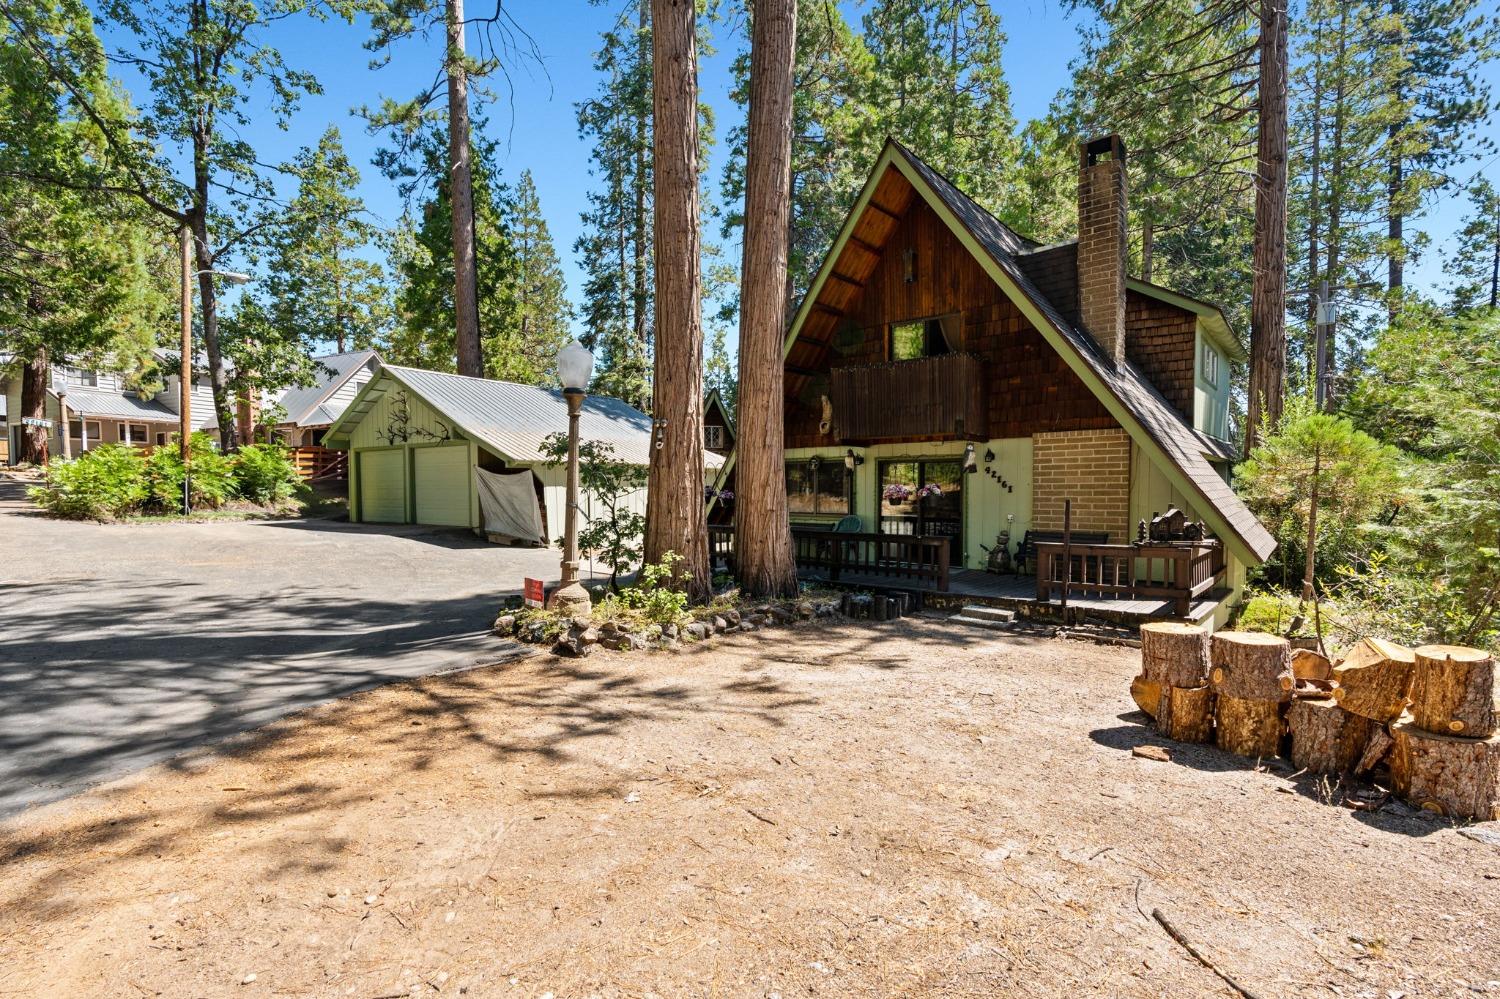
[1389,717,1500,821]
[1287,698,1375,774]
[1210,632,1292,757]
[1140,622,1213,742]
[1409,645,1496,737]
[1331,638,1416,723]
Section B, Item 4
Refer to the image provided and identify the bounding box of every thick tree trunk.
[1210,631,1294,701]
[1288,698,1373,774]
[631,0,650,412]
[1389,718,1500,821]
[19,351,49,464]
[1215,695,1285,758]
[1331,637,1415,722]
[643,0,709,601]
[1245,0,1289,455]
[1410,645,1496,738]
[447,0,482,378]
[1140,621,1211,688]
[1156,685,1214,743]
[734,0,798,599]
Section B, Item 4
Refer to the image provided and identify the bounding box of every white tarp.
[476,467,545,545]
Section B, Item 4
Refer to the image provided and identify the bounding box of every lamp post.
[50,371,70,461]
[548,339,595,613]
[178,223,251,514]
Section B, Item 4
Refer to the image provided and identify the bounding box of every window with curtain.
[785,459,851,515]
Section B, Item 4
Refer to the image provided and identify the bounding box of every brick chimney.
[1077,135,1127,367]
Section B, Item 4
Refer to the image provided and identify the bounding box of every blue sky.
[98,1,1496,352]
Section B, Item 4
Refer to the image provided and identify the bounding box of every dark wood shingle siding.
[1125,290,1197,422]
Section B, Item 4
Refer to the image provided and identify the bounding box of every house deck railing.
[291,445,347,481]
[708,524,951,592]
[1034,540,1225,616]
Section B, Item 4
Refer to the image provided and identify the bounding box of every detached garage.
[324,364,724,542]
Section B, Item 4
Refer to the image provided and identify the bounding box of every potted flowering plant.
[882,482,913,503]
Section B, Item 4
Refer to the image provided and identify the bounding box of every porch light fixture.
[549,340,596,615]
[902,248,916,284]
[984,448,995,463]
[962,443,978,474]
[844,448,864,470]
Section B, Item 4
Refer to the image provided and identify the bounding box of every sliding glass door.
[877,459,963,562]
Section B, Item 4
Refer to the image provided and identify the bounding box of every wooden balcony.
[829,353,986,443]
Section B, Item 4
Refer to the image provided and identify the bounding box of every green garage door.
[414,445,472,527]
[358,449,407,523]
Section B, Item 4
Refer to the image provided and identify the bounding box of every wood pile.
[1131,626,1500,822]
[1210,631,1291,757]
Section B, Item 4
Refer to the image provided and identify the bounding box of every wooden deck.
[796,565,1224,624]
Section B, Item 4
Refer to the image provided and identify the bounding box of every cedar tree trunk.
[19,351,49,465]
[643,0,709,600]
[447,0,483,378]
[1246,0,1289,456]
[734,0,799,598]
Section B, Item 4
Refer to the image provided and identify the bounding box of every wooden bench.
[1015,529,1110,575]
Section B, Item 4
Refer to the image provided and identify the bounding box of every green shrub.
[233,443,302,504]
[27,445,148,519]
[1232,589,1308,637]
[143,432,234,511]
[614,551,691,624]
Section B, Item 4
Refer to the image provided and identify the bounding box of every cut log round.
[1355,725,1394,774]
[1215,695,1285,758]
[1291,648,1332,682]
[1131,674,1161,719]
[1410,645,1496,738]
[1209,631,1293,701]
[1140,622,1211,688]
[1331,637,1416,722]
[1156,685,1214,743]
[1287,698,1374,774]
[1388,718,1500,821]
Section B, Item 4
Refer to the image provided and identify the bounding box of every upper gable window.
[889,314,961,361]
[1201,341,1220,388]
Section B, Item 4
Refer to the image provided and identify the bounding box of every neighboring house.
[270,349,381,448]
[4,361,218,464]
[324,364,725,542]
[765,135,1274,626]
[704,389,736,526]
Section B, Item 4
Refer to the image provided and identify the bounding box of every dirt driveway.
[0,478,564,818]
[1,618,1495,998]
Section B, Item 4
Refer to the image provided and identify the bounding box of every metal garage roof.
[327,364,725,470]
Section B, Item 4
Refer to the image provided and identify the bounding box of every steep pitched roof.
[704,389,735,438]
[274,350,379,427]
[326,364,725,470]
[785,140,1275,564]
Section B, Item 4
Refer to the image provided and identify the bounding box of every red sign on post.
[523,578,546,609]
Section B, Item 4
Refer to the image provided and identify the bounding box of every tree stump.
[1140,622,1211,688]
[1389,718,1500,821]
[1156,685,1214,743]
[1215,695,1285,758]
[1210,632,1293,701]
[1410,645,1496,738]
[1287,698,1374,774]
[1331,637,1416,722]
[1131,674,1161,719]
[1292,648,1332,682]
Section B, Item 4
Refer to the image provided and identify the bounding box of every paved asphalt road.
[0,477,571,820]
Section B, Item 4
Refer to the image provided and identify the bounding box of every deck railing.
[708,524,951,592]
[828,353,986,443]
[291,445,347,481]
[1034,540,1225,616]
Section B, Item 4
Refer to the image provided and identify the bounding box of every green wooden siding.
[358,449,408,523]
[413,443,471,527]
